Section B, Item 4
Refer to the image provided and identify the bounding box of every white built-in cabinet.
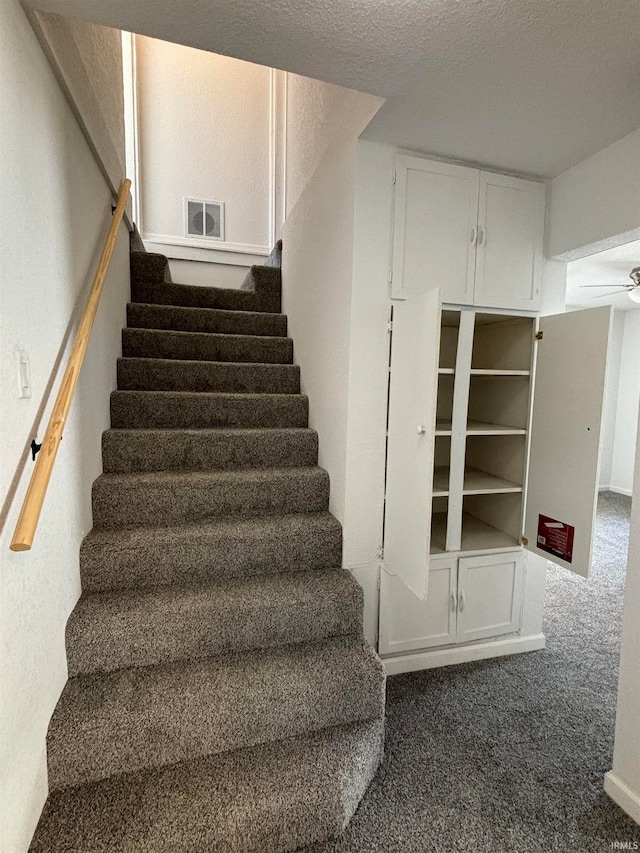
[391,156,546,310]
[380,551,524,655]
[379,153,611,672]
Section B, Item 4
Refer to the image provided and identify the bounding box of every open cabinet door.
[383,288,441,600]
[524,305,611,578]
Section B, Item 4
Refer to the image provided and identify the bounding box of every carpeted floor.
[309,491,640,853]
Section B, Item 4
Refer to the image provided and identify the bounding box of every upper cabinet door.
[524,306,612,578]
[384,288,442,600]
[474,172,545,311]
[391,156,479,304]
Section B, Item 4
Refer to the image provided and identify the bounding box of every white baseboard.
[143,234,269,267]
[604,771,640,826]
[381,633,546,676]
[611,486,633,497]
[599,485,634,497]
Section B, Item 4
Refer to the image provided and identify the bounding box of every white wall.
[0,1,129,849]
[606,408,640,824]
[610,312,640,496]
[136,36,272,256]
[280,78,383,546]
[342,141,395,642]
[548,129,640,261]
[167,260,249,289]
[284,77,381,216]
[600,312,626,489]
[30,10,126,195]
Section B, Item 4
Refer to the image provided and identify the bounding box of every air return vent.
[184,198,224,241]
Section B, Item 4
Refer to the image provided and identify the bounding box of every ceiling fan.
[580,266,640,303]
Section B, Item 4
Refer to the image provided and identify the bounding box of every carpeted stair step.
[66,569,363,676]
[131,262,281,314]
[46,636,386,790]
[30,718,384,853]
[91,467,330,528]
[127,302,288,337]
[102,427,318,473]
[117,357,300,394]
[110,390,308,429]
[80,512,342,593]
[122,328,293,365]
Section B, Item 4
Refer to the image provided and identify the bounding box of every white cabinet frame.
[391,155,545,310]
[379,551,525,656]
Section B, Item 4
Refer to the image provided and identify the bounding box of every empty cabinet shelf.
[460,512,520,551]
[430,512,448,554]
[433,467,451,497]
[435,420,453,435]
[466,420,527,435]
[469,369,530,376]
[462,467,522,495]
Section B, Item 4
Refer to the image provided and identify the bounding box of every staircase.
[30,240,385,852]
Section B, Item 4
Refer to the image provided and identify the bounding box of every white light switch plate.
[15,348,31,399]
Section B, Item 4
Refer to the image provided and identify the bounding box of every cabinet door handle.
[458,589,466,612]
[477,226,485,247]
[470,226,477,245]
[417,424,426,435]
[450,590,456,612]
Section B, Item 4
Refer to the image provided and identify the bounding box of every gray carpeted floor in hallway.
[308,491,640,853]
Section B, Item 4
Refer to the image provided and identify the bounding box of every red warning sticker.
[537,515,575,563]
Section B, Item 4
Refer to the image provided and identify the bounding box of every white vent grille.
[184,198,224,241]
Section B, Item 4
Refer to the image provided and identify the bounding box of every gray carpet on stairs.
[122,327,293,363]
[91,466,330,527]
[30,720,384,853]
[80,511,343,592]
[29,245,385,852]
[102,426,317,472]
[306,492,640,853]
[117,357,301,393]
[47,636,385,790]
[126,302,288,336]
[66,568,365,676]
[110,389,309,429]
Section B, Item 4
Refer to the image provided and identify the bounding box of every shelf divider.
[446,310,475,552]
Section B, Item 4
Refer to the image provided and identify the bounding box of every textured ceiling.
[24,0,640,177]
[566,240,640,312]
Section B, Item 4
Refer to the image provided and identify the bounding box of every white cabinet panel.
[524,306,611,579]
[391,156,478,303]
[474,173,545,310]
[384,288,442,600]
[391,157,545,309]
[456,552,524,643]
[379,560,457,655]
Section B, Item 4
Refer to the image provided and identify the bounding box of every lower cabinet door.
[378,558,457,655]
[456,552,524,643]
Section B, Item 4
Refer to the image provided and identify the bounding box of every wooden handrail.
[10,179,131,552]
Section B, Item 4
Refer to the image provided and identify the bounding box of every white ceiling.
[24,0,640,178]
[566,240,640,312]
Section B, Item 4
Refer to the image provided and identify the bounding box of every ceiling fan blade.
[579,284,627,288]
[590,290,627,298]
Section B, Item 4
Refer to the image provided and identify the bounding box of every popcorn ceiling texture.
[23,0,640,177]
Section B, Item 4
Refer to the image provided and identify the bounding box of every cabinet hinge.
[386,321,393,334]
[535,331,543,340]
[521,536,529,546]
[392,170,397,186]
[377,544,384,559]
